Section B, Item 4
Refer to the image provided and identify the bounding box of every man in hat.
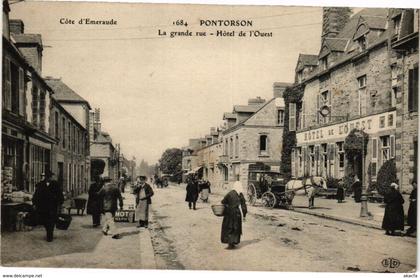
[98,177,124,239]
[133,176,154,228]
[32,170,64,242]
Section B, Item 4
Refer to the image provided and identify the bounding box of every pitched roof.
[324,38,349,52]
[95,131,113,144]
[360,15,388,30]
[12,34,42,45]
[298,54,319,66]
[45,78,91,109]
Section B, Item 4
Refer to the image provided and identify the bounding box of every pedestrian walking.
[185,174,199,210]
[382,182,405,236]
[221,177,247,249]
[118,177,126,193]
[336,179,345,203]
[98,178,123,239]
[406,181,417,236]
[200,180,211,203]
[133,176,154,228]
[352,175,362,203]
[87,179,104,227]
[32,170,64,242]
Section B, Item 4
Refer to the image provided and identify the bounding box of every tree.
[377,159,397,195]
[158,148,182,177]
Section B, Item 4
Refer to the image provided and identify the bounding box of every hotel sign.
[296,111,396,144]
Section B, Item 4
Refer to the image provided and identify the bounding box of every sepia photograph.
[0,0,418,276]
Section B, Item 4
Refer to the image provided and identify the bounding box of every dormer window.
[393,14,401,37]
[297,70,303,83]
[357,35,367,51]
[320,56,328,70]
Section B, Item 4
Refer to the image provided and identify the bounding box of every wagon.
[246,166,290,209]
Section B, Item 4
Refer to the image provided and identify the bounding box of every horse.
[285,176,328,209]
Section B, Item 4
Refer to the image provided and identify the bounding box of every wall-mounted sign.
[296,110,396,145]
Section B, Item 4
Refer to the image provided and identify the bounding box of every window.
[357,75,367,115]
[39,91,46,131]
[3,57,11,110]
[297,70,303,83]
[309,145,315,170]
[67,122,71,150]
[319,90,331,124]
[357,36,367,51]
[55,112,59,138]
[408,65,418,112]
[224,138,228,156]
[379,116,386,128]
[277,109,284,126]
[235,135,239,158]
[259,135,268,154]
[321,143,328,175]
[337,142,345,169]
[380,135,395,163]
[32,86,39,126]
[62,117,66,149]
[388,114,394,127]
[229,137,233,158]
[320,56,328,70]
[393,15,401,37]
[358,75,367,88]
[289,103,296,131]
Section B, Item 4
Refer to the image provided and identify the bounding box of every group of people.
[87,174,155,239]
[335,174,417,237]
[185,174,212,210]
[382,181,417,237]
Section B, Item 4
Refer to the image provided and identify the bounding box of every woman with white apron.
[133,176,154,228]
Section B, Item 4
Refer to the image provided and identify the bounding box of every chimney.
[248,96,266,106]
[3,1,11,40]
[273,82,291,98]
[321,7,352,39]
[9,19,24,34]
[94,122,101,134]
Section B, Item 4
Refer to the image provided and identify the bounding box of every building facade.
[2,11,56,196]
[288,8,418,192]
[390,9,419,192]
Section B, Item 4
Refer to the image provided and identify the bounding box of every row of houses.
[182,7,418,193]
[182,85,289,189]
[1,0,134,201]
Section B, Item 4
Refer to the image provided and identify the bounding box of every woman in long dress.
[221,179,247,249]
[382,183,405,236]
[406,181,417,236]
[133,176,154,228]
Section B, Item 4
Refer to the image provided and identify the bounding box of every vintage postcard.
[1,0,418,276]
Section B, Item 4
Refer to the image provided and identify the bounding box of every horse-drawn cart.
[246,169,291,209]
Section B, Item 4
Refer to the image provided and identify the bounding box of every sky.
[10,2,327,164]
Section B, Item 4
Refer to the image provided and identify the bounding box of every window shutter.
[289,103,296,131]
[4,58,12,110]
[316,95,320,123]
[390,135,395,158]
[414,66,418,112]
[18,67,25,116]
[291,149,296,176]
[372,138,378,159]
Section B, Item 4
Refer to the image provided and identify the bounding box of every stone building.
[390,9,419,192]
[288,7,418,192]
[220,96,285,187]
[47,80,90,196]
[2,11,56,195]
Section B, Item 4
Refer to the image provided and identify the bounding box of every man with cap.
[32,170,64,242]
[133,176,154,228]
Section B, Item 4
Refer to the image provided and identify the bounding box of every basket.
[211,205,225,217]
[56,214,72,230]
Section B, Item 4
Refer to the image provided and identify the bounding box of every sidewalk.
[1,192,156,269]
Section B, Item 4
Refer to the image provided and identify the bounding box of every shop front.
[292,110,397,183]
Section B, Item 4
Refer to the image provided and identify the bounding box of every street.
[149,184,416,272]
[1,184,416,272]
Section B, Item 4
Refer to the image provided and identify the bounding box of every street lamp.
[353,129,370,218]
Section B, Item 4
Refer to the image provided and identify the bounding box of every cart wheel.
[261,192,276,208]
[247,183,257,206]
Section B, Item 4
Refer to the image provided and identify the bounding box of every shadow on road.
[236,238,262,249]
